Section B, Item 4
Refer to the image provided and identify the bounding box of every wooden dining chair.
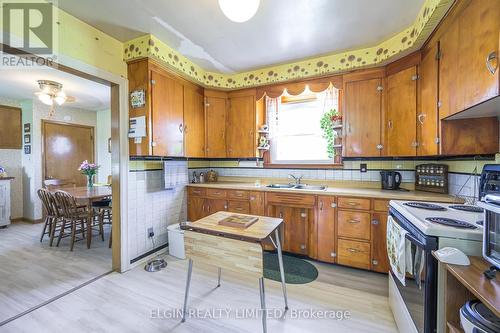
[54,191,102,251]
[38,188,60,245]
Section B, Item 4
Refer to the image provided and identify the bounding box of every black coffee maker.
[380,171,402,190]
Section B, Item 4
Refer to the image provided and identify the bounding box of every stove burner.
[425,217,477,229]
[449,205,484,213]
[404,202,447,211]
[476,220,484,226]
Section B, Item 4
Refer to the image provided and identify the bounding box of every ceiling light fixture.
[218,0,260,23]
[35,80,75,117]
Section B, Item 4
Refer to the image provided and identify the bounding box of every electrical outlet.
[360,163,367,173]
[147,227,154,238]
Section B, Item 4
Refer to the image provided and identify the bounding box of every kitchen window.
[267,86,341,165]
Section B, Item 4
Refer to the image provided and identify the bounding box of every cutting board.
[218,215,258,229]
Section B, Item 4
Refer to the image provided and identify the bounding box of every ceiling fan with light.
[35,80,75,117]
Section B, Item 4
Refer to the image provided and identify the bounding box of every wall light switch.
[360,163,367,173]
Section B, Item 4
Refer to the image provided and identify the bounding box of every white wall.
[96,109,111,183]
[0,97,23,219]
[23,100,98,220]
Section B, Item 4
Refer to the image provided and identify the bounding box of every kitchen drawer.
[337,210,371,240]
[373,199,390,212]
[206,188,227,199]
[227,200,250,214]
[227,189,249,200]
[188,187,206,197]
[338,197,371,210]
[337,238,371,270]
[266,192,316,207]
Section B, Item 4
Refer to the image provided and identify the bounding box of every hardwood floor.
[0,221,111,324]
[1,254,397,332]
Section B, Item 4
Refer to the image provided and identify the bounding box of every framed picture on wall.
[24,134,31,144]
[24,145,31,154]
[130,89,146,109]
[24,123,30,133]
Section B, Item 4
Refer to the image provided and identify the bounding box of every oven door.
[389,208,438,333]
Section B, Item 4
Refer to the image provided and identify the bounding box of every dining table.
[56,186,112,249]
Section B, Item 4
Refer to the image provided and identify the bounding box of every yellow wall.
[0,0,127,77]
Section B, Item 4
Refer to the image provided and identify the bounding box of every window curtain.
[266,96,280,145]
[317,85,340,116]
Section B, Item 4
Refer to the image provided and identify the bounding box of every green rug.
[263,252,318,284]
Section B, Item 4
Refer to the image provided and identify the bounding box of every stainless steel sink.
[266,183,327,190]
[293,184,327,191]
[266,184,295,189]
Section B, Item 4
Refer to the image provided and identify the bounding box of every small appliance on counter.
[380,170,402,190]
[415,163,448,194]
[479,164,500,201]
[460,300,500,333]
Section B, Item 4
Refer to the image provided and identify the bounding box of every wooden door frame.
[1,43,129,272]
[41,120,95,185]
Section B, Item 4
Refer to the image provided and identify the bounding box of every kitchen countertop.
[187,178,461,203]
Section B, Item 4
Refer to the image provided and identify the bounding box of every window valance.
[255,75,343,100]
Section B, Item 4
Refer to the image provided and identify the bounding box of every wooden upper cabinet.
[205,93,227,158]
[457,0,499,111]
[385,66,418,156]
[226,94,256,158]
[0,105,22,149]
[184,85,205,158]
[439,0,500,119]
[344,75,383,157]
[151,70,184,156]
[418,44,439,156]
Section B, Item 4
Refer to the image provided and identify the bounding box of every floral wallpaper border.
[123,0,453,89]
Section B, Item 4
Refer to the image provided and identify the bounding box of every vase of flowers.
[78,160,99,188]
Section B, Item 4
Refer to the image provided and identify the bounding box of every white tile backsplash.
[128,161,188,261]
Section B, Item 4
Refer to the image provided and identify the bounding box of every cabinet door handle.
[250,196,255,201]
[372,259,379,265]
[179,124,184,133]
[347,248,360,253]
[388,120,393,129]
[347,219,360,224]
[372,219,379,225]
[319,201,323,211]
[486,51,498,75]
[347,202,360,206]
[417,113,426,125]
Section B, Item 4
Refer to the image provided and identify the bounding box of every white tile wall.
[128,161,188,261]
[189,167,480,201]
[448,173,480,201]
[189,167,416,183]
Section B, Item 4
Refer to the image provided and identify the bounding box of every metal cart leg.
[181,259,193,323]
[275,228,289,310]
[259,277,267,333]
[217,267,221,287]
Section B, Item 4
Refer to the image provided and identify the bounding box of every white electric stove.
[387,200,484,333]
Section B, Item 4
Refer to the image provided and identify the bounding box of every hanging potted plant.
[320,108,342,159]
[78,160,99,188]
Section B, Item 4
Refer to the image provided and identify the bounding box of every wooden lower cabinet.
[249,191,265,216]
[187,196,206,221]
[337,238,371,270]
[371,212,389,273]
[187,187,390,273]
[268,205,311,255]
[316,196,336,263]
[337,210,371,241]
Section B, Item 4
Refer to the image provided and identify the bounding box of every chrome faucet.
[288,174,303,185]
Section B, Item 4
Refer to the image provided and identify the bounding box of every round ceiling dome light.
[218,0,260,23]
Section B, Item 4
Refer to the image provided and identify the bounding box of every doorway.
[42,121,95,186]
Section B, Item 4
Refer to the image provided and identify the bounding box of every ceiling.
[0,54,110,111]
[56,0,425,73]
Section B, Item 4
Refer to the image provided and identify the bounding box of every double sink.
[266,183,327,191]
